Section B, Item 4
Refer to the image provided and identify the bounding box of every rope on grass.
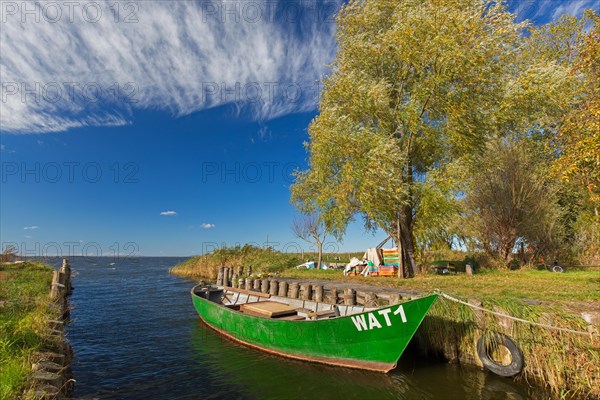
[436,291,600,338]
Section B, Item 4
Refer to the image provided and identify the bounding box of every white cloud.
[23,226,39,230]
[551,0,596,20]
[511,0,598,22]
[1,1,339,133]
[160,211,177,216]
[201,223,215,229]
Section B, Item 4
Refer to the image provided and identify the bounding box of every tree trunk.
[400,205,416,277]
[316,241,323,271]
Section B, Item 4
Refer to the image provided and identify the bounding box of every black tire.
[477,333,524,378]
[552,265,564,273]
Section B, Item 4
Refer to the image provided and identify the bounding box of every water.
[43,257,548,399]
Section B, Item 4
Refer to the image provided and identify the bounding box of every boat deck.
[217,287,378,321]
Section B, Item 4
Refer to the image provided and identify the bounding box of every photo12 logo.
[200,161,300,184]
[1,161,140,184]
[199,241,340,256]
[3,241,140,260]
[198,1,340,24]
[1,81,138,106]
[0,1,139,24]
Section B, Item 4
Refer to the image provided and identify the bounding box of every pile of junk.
[343,236,400,277]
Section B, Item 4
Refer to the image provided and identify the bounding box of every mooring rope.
[436,291,600,338]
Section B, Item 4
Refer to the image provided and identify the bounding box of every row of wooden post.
[34,259,74,399]
[215,268,403,306]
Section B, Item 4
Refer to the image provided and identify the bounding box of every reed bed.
[170,246,302,280]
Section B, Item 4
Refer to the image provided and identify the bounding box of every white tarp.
[295,261,328,270]
[343,257,366,275]
[362,247,383,266]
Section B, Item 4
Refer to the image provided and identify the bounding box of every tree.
[465,139,564,263]
[1,244,18,263]
[552,11,600,211]
[291,213,329,269]
[292,0,571,276]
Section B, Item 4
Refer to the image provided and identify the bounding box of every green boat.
[191,284,437,373]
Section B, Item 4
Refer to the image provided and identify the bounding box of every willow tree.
[292,0,534,276]
[552,11,600,210]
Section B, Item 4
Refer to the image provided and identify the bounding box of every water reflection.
[190,320,538,400]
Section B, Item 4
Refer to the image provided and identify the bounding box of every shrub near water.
[171,245,303,279]
[0,262,58,400]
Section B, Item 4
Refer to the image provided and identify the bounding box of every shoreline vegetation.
[171,246,599,398]
[0,261,59,400]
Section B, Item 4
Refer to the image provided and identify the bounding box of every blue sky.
[1,0,598,257]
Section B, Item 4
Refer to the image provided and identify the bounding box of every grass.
[171,245,304,280]
[0,262,57,400]
[419,296,599,399]
[282,268,600,303]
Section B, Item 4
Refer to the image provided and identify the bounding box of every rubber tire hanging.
[477,332,524,377]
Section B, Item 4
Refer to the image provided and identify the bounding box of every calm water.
[41,257,548,399]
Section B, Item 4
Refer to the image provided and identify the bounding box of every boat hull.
[191,288,437,373]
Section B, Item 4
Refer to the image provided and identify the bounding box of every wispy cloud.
[160,211,177,216]
[510,0,598,22]
[201,223,215,229]
[1,1,339,133]
[23,226,39,230]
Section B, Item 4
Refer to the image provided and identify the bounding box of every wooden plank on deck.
[241,301,296,318]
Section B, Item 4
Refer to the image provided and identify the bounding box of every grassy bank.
[0,262,57,400]
[420,295,599,399]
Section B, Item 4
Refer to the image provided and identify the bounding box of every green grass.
[282,268,600,303]
[0,262,57,400]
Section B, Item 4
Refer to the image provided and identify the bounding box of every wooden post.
[326,286,338,304]
[466,263,473,275]
[260,278,269,293]
[60,259,71,295]
[289,282,300,299]
[314,285,324,302]
[389,293,400,305]
[231,273,238,288]
[269,279,278,296]
[237,266,244,276]
[278,281,288,297]
[238,278,244,288]
[344,288,356,305]
[245,278,252,290]
[253,279,261,291]
[50,270,60,301]
[247,266,253,277]
[217,266,224,286]
[301,284,312,301]
[365,292,377,307]
[227,267,233,286]
[222,267,229,286]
